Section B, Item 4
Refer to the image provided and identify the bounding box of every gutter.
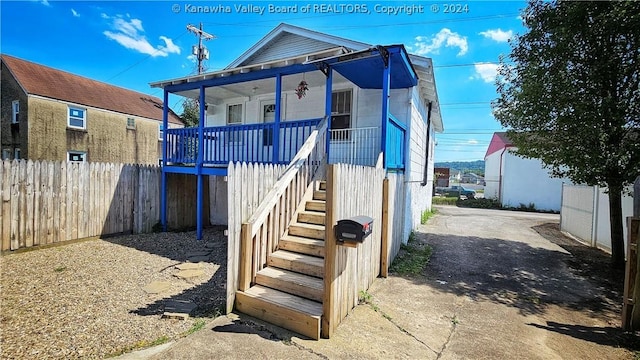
[421,101,433,186]
[498,146,509,203]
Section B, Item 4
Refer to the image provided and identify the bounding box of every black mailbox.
[335,216,373,244]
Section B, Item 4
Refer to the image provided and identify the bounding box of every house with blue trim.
[150,23,443,338]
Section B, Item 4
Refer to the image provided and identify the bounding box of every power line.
[106,30,189,82]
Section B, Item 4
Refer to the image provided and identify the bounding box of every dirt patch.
[0,228,227,359]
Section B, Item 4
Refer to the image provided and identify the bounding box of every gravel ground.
[0,228,227,359]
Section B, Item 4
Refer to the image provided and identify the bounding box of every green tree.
[494,1,640,268]
[181,98,200,127]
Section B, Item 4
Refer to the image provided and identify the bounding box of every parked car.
[435,185,476,199]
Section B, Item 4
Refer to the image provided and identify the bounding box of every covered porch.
[151,44,418,239]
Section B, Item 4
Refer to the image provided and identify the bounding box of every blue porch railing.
[386,114,406,171]
[164,118,321,165]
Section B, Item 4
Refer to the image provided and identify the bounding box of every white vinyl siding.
[241,33,337,66]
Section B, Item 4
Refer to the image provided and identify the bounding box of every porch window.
[68,151,86,162]
[11,100,19,124]
[2,149,10,160]
[227,103,243,144]
[262,103,275,147]
[126,117,136,129]
[331,89,352,140]
[158,124,163,140]
[68,106,86,129]
[14,148,21,160]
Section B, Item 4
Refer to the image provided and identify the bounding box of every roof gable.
[227,23,371,68]
[1,55,181,124]
[485,132,514,159]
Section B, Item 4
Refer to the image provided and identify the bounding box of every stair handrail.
[239,116,328,290]
[243,116,328,235]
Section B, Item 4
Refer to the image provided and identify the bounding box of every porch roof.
[149,45,418,92]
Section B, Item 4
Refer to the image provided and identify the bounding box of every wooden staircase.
[235,181,326,339]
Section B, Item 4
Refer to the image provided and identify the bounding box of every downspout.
[421,101,433,186]
[498,147,508,204]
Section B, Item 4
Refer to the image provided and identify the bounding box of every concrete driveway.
[121,206,634,359]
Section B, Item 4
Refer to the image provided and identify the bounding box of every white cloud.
[473,63,500,83]
[479,29,513,43]
[467,139,479,145]
[38,0,51,6]
[103,15,180,57]
[71,8,80,17]
[413,28,468,56]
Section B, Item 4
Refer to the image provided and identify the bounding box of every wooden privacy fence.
[1,160,207,251]
[226,162,287,313]
[323,161,385,338]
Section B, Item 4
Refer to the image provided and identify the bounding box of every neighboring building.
[484,132,567,211]
[461,172,484,185]
[1,55,182,165]
[434,167,450,187]
[449,170,461,182]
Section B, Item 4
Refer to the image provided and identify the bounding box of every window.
[227,104,243,124]
[227,104,243,144]
[2,149,11,160]
[14,148,20,160]
[331,89,352,140]
[11,100,19,124]
[68,107,86,129]
[127,117,136,129]
[262,103,275,147]
[158,124,164,140]
[68,151,86,162]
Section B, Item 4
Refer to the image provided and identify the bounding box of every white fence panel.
[560,184,595,245]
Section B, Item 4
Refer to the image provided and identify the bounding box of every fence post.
[322,164,337,338]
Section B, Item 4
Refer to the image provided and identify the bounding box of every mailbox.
[335,216,373,244]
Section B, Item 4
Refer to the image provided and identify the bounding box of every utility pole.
[187,22,215,74]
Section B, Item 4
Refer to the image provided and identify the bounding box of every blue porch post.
[196,85,206,240]
[325,68,333,156]
[161,89,168,231]
[273,74,282,163]
[381,57,391,169]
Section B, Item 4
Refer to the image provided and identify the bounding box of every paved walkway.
[119,206,633,359]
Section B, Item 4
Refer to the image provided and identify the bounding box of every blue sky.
[1,0,527,162]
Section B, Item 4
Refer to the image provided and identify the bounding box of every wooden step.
[289,222,325,240]
[255,267,323,302]
[279,234,324,257]
[268,250,324,278]
[313,190,326,201]
[318,181,326,191]
[305,200,326,213]
[298,211,325,225]
[236,285,322,339]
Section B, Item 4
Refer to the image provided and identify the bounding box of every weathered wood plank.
[18,160,27,248]
[51,161,61,243]
[10,161,20,250]
[236,286,321,340]
[0,161,6,250]
[24,160,34,247]
[59,161,67,242]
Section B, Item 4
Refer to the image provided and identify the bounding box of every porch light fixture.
[295,81,308,99]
